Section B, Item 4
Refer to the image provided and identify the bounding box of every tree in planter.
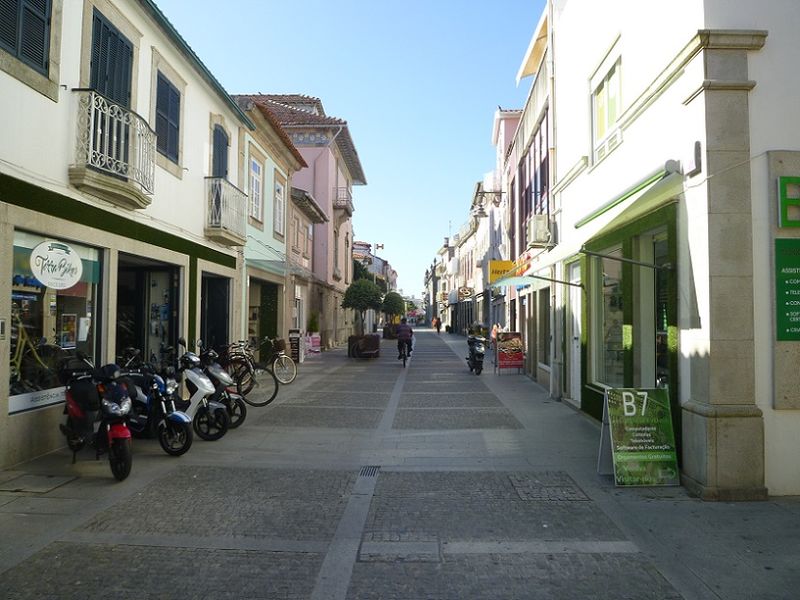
[381,291,405,338]
[341,279,382,336]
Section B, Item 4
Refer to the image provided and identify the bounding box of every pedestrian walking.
[434,316,441,334]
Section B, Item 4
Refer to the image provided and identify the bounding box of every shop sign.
[489,260,514,283]
[775,238,800,340]
[598,387,679,486]
[9,387,66,415]
[458,286,473,299]
[29,241,83,290]
[496,331,524,370]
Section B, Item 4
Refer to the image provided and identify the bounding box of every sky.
[155,0,545,296]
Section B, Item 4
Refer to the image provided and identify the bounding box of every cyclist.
[396,317,413,360]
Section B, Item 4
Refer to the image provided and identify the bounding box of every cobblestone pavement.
[1,331,799,599]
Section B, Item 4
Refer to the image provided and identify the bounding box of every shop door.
[567,262,582,407]
[201,275,230,349]
[117,256,178,364]
[260,283,279,339]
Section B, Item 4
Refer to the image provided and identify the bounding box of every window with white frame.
[273,177,285,237]
[305,224,313,257]
[592,51,622,161]
[292,216,301,252]
[249,158,262,221]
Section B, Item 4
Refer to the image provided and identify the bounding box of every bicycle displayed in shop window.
[9,310,64,395]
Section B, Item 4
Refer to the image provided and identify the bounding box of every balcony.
[69,89,156,210]
[332,186,354,217]
[204,177,247,246]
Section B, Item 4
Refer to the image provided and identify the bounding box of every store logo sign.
[29,241,83,290]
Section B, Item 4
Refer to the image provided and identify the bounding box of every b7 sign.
[605,388,679,486]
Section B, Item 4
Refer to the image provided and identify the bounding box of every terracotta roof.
[239,94,366,186]
[233,96,307,168]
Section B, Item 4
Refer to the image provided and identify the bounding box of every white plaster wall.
[0,0,247,246]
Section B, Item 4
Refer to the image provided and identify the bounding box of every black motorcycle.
[466,334,486,375]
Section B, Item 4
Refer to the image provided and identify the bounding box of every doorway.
[566,261,582,409]
[200,274,230,349]
[116,254,179,363]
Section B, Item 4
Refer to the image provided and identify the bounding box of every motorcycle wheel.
[158,421,193,456]
[193,405,229,441]
[109,438,132,481]
[226,396,247,429]
[475,366,483,375]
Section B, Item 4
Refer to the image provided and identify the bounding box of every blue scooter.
[120,348,193,456]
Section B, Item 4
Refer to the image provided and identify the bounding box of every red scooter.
[59,354,133,481]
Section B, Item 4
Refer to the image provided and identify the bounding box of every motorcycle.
[120,348,193,457]
[58,354,133,481]
[174,338,230,441]
[466,334,486,375]
[197,340,247,429]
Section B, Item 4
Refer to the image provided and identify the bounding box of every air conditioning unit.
[527,214,552,247]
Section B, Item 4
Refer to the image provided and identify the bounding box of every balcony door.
[89,10,133,176]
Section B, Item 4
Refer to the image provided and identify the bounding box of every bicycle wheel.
[241,366,279,407]
[230,359,256,396]
[272,355,297,385]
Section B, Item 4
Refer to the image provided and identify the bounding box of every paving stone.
[392,408,523,430]
[79,467,356,541]
[265,406,384,428]
[399,393,503,408]
[402,381,489,394]
[2,542,322,600]
[286,392,391,408]
[345,553,682,600]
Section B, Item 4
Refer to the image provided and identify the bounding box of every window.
[9,231,100,412]
[249,158,262,221]
[292,216,301,252]
[306,223,313,257]
[592,59,621,158]
[90,9,133,107]
[595,247,625,387]
[273,179,285,236]
[0,0,51,74]
[212,125,228,178]
[156,72,180,162]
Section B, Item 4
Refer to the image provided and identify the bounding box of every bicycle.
[258,337,297,385]
[9,311,63,394]
[217,340,279,407]
[399,339,411,368]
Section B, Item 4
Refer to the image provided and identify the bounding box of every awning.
[527,160,682,276]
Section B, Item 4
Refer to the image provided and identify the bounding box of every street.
[0,330,798,599]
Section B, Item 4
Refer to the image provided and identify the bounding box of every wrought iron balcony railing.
[205,177,247,245]
[332,186,354,216]
[72,89,156,202]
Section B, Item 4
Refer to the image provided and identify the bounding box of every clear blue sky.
[155,0,545,295]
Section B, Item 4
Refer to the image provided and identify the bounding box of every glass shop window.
[9,232,100,409]
[597,247,624,387]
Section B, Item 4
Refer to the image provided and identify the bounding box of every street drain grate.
[359,465,381,477]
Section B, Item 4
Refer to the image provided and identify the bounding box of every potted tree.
[381,291,405,339]
[306,312,321,354]
[342,279,383,358]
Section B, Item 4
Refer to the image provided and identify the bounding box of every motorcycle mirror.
[178,337,186,348]
[197,338,204,350]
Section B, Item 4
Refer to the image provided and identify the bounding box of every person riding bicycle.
[396,317,413,360]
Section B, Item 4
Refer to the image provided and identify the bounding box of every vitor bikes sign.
[597,387,679,486]
[29,241,83,289]
[458,286,473,299]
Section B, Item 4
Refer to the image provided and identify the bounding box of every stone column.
[681,30,768,501]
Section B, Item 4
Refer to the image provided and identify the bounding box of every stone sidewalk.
[0,331,798,599]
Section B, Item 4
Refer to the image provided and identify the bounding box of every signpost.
[496,331,524,372]
[775,238,800,341]
[597,387,679,486]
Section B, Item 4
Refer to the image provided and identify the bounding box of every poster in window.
[60,313,77,348]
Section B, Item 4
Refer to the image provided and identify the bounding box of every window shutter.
[156,74,169,155]
[19,0,48,72]
[0,0,19,53]
[167,84,179,159]
[212,125,228,179]
[90,10,132,107]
